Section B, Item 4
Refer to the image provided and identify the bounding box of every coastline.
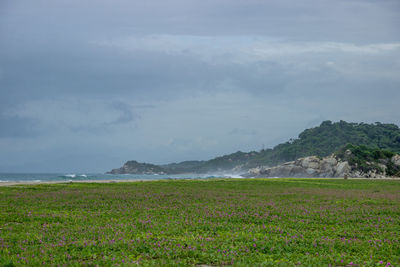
[0,179,154,187]
[1,176,399,187]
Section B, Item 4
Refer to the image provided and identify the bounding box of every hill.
[109,120,400,174]
[108,160,169,175]
[248,120,400,168]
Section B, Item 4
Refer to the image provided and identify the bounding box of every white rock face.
[245,155,348,178]
[245,152,400,178]
[378,163,387,172]
[334,161,351,177]
[306,168,316,175]
[323,157,337,167]
[392,154,400,166]
[300,156,321,169]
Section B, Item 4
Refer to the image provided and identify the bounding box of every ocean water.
[0,173,243,183]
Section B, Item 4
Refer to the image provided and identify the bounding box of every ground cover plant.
[0,178,399,266]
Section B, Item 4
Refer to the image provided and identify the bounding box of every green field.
[0,179,399,266]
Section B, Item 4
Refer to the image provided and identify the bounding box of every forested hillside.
[181,120,400,172]
[250,120,400,167]
[110,120,400,174]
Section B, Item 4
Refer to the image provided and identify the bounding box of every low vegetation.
[336,144,400,176]
[1,179,399,266]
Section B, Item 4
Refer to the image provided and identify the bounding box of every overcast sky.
[1,0,399,172]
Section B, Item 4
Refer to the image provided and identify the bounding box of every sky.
[1,0,400,172]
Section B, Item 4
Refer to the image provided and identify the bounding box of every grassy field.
[0,178,399,266]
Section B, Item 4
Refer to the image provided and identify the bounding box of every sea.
[0,173,243,184]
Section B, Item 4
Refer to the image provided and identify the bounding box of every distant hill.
[109,120,400,174]
[108,160,168,175]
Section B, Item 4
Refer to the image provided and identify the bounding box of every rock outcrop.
[245,156,350,178]
[245,152,400,178]
[392,154,400,166]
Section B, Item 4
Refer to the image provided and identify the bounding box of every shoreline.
[0,179,159,187]
[1,177,399,187]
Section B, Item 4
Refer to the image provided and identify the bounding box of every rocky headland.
[108,160,169,175]
[108,121,400,178]
[245,150,400,178]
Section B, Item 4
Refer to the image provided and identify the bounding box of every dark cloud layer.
[0,0,399,172]
[2,0,399,41]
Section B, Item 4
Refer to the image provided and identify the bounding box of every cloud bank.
[0,0,399,172]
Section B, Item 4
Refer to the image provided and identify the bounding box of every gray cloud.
[0,115,38,138]
[2,0,399,41]
[108,102,138,125]
[0,0,399,172]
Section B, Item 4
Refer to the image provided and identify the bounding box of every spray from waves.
[219,173,244,178]
[0,173,247,184]
[199,173,244,179]
[60,174,88,179]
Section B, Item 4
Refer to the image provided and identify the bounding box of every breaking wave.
[60,174,88,179]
